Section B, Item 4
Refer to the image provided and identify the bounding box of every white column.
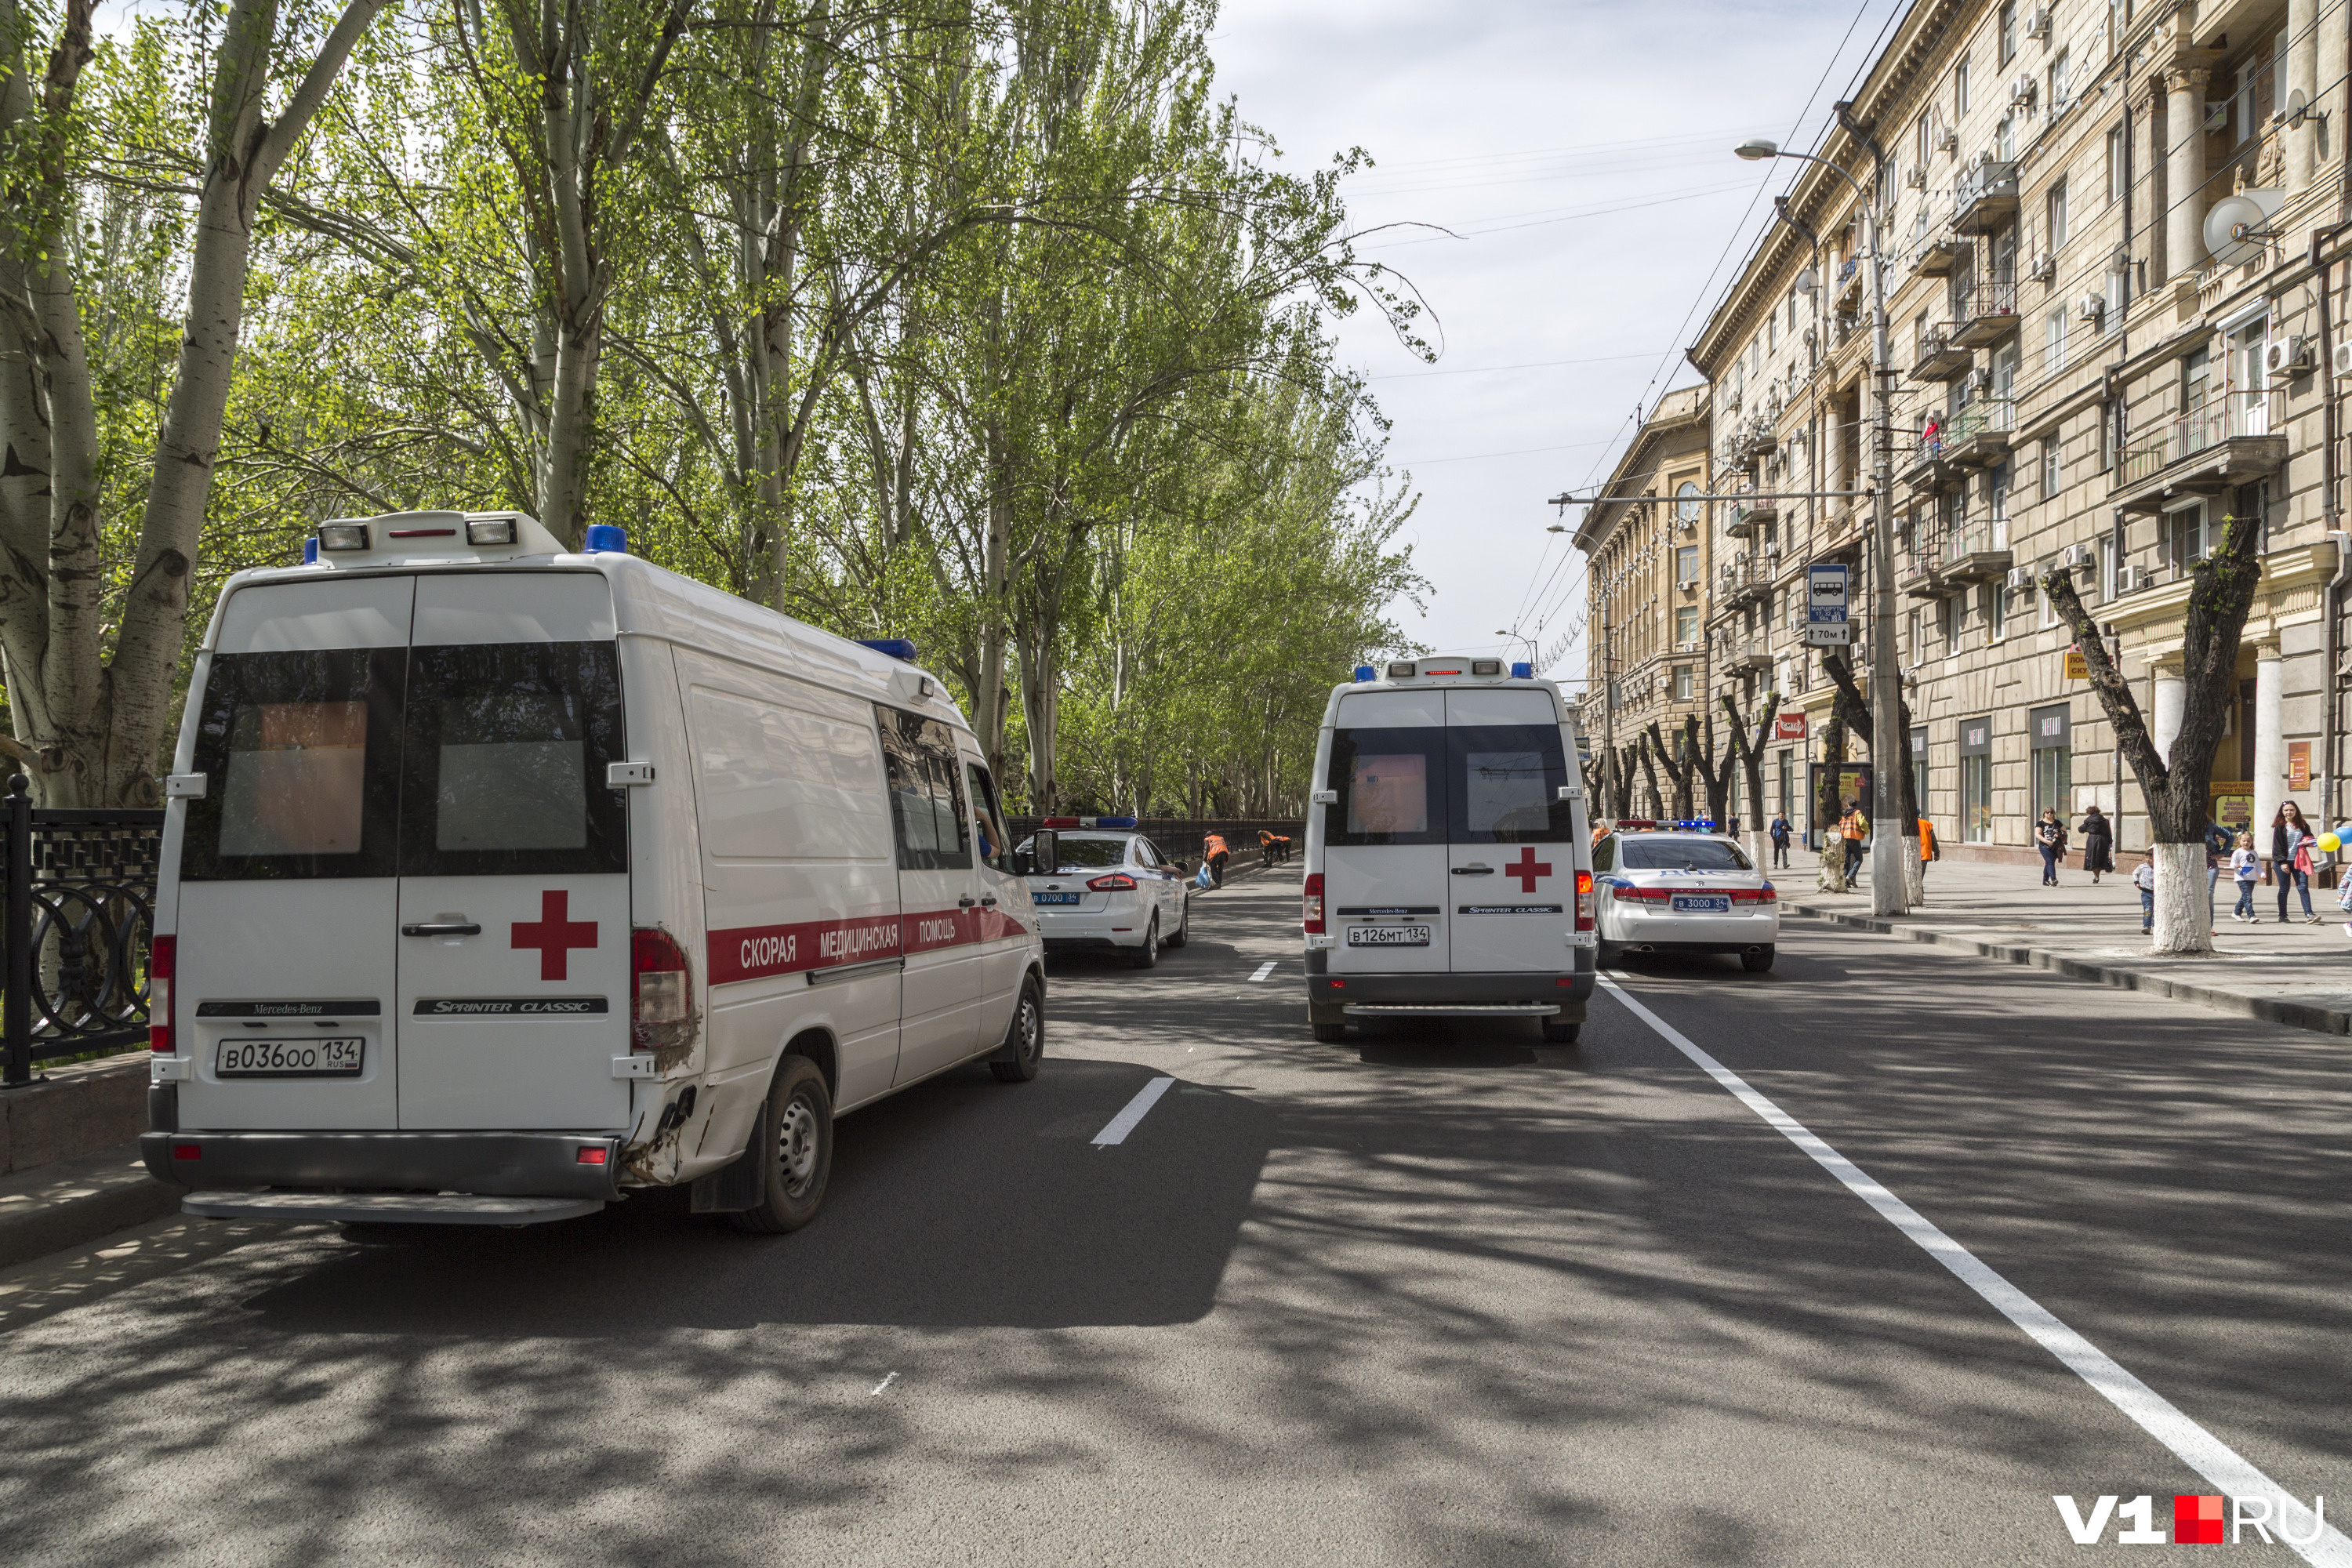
[2165,66,2212,282]
[2288,0,2319,192]
[2152,659,2187,767]
[2253,642,2285,854]
[2323,0,2350,184]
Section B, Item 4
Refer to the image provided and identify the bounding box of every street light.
[1733,135,1907,917]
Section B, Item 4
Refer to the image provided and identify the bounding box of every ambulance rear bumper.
[140,1130,625,1200]
[1301,948,1596,1007]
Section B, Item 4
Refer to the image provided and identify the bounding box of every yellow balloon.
[2322,833,2343,853]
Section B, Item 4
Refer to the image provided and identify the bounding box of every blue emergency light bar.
[1097,816,1138,828]
[583,524,628,554]
[1353,665,1376,682]
[1512,661,1533,679]
[858,638,920,662]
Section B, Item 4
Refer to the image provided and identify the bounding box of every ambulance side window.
[965,761,1010,871]
[877,708,971,872]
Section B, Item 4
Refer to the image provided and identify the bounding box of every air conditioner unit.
[2060,542,2093,568]
[2010,74,2038,107]
[2026,5,2052,38]
[1936,126,1958,153]
[2335,340,2352,378]
[2076,292,2106,321]
[2115,564,2150,594]
[2202,100,2229,132]
[1906,166,1926,190]
[2029,251,2056,282]
[2263,336,2314,376]
[2005,565,2035,590]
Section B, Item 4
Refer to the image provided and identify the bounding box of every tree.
[1822,651,1924,904]
[2042,513,2263,953]
[1719,690,1777,871]
[1,0,383,804]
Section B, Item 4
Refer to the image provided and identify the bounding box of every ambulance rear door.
[1443,687,1581,973]
[1320,688,1449,973]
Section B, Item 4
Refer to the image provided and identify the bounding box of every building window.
[2040,572,2060,628]
[1915,111,1933,170]
[2046,176,2068,249]
[1675,480,1700,522]
[1674,665,1693,702]
[2030,703,2071,823]
[1909,726,1929,823]
[1984,579,2007,639]
[1907,608,1922,660]
[2103,257,2129,332]
[1959,717,1994,842]
[1939,592,1960,647]
[1676,545,1698,584]
[1998,0,2017,64]
[2106,122,2126,205]
[1997,114,2017,162]
[2096,398,2114,470]
[2049,49,2070,111]
[1957,56,1971,114]
[2045,308,2068,374]
[2100,534,2118,599]
[1675,604,1699,644]
[2167,499,2208,568]
[2041,434,2061,499]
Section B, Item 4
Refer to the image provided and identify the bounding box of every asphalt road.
[3,870,2347,1566]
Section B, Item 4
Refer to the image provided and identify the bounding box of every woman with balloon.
[2272,801,2323,924]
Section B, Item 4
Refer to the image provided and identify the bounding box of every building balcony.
[1715,554,1776,609]
[1949,281,2020,348]
[1721,634,1772,674]
[1941,397,2015,466]
[1938,522,2013,582]
[1835,256,1863,303]
[1951,159,2019,234]
[1908,233,1962,277]
[1909,326,1971,382]
[1900,554,1944,597]
[2112,405,2290,515]
[1724,492,1779,538]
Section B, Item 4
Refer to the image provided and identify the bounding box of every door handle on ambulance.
[1450,866,1494,876]
[979,895,998,907]
[401,920,481,937]
[958,896,978,908]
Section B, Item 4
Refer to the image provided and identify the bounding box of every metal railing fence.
[3,777,163,1085]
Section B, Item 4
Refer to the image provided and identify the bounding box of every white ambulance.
[143,510,1048,1233]
[1300,657,1595,1044]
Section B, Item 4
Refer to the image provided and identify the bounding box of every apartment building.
[1575,387,1715,817]
[1668,0,2350,864]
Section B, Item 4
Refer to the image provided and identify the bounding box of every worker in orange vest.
[1202,833,1230,887]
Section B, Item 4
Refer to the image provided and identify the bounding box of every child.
[2132,849,2157,935]
[2230,832,2261,921]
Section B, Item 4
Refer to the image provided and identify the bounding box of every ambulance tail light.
[1574,871,1594,931]
[1303,873,1325,934]
[149,935,176,1054]
[631,927,692,1053]
[1087,873,1137,891]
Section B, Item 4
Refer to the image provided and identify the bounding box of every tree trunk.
[2151,841,2209,949]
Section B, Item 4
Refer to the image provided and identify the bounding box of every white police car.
[1018,821,1189,967]
[1592,822,1778,971]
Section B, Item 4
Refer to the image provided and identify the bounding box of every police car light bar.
[1097,816,1138,828]
[1512,661,1534,679]
[858,637,920,662]
[1353,665,1377,682]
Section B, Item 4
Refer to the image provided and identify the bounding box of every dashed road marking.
[1599,975,2351,1566]
[1091,1076,1175,1146]
[1249,961,1277,982]
[871,1372,898,1396]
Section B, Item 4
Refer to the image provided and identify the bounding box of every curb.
[0,1143,187,1272]
[1784,900,2352,1037]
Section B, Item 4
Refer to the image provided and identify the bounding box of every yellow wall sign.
[2063,647,2088,680]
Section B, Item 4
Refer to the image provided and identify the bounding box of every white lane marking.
[1250,961,1277,982]
[1091,1076,1176,1146]
[1598,975,2351,1566]
[871,1372,898,1396]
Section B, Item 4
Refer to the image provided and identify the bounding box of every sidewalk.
[1780,857,2352,1037]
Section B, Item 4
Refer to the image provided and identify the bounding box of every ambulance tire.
[989,977,1046,1083]
[1164,900,1189,948]
[1541,1019,1581,1045]
[1310,1001,1348,1044]
[1129,917,1160,970]
[730,1054,833,1234]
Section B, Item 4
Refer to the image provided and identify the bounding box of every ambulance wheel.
[1595,939,1624,967]
[730,1054,833,1233]
[989,977,1045,1083]
[1310,1001,1348,1044]
[1164,901,1189,949]
[1128,917,1160,969]
[1740,946,1776,973]
[1541,1019,1581,1045]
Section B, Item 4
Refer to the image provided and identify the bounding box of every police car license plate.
[1033,892,1081,906]
[1670,895,1731,914]
[1348,924,1431,946]
[215,1037,365,1077]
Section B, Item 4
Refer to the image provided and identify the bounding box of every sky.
[1209,0,1918,692]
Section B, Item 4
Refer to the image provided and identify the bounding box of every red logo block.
[2175,1494,2224,1544]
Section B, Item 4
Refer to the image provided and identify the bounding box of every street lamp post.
[1735,137,1907,916]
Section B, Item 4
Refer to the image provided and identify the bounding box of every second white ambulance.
[1300,657,1596,1043]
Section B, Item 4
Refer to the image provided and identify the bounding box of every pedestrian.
[1917,815,1937,876]
[1922,412,1942,456]
[1769,811,1792,869]
[1838,799,1867,885]
[2132,848,2157,935]
[2078,804,2113,884]
[2035,808,2067,886]
[2230,831,2262,922]
[2204,818,2234,929]
[1202,831,1231,888]
[2272,802,2321,924]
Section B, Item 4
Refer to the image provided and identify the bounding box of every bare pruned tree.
[1822,652,1924,903]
